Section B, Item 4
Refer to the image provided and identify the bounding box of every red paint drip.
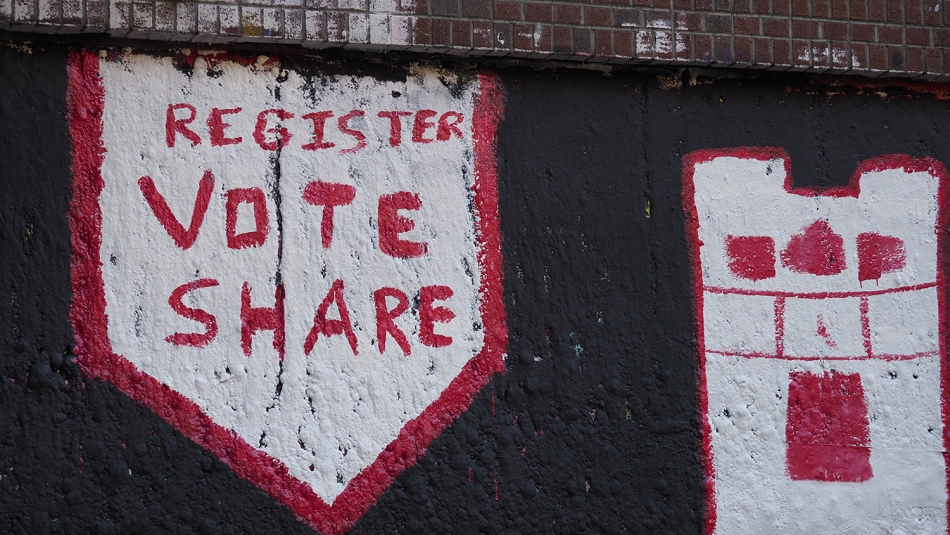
[781,219,847,276]
[774,296,785,357]
[860,296,872,357]
[786,371,872,482]
[815,314,838,349]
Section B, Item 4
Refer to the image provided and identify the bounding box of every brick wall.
[3,1,950,80]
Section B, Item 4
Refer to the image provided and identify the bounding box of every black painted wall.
[1,44,948,534]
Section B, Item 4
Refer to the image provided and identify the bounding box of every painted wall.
[2,43,950,534]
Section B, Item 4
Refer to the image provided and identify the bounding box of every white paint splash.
[636,16,687,57]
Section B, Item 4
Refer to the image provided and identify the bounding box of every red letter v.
[138,169,215,250]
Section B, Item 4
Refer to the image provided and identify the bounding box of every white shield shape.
[67,50,506,534]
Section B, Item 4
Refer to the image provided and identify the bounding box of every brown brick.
[694,32,713,60]
[536,24,554,52]
[850,0,866,21]
[573,26,592,53]
[635,30,653,58]
[555,4,582,24]
[494,21,512,48]
[886,0,903,23]
[615,8,640,27]
[327,12,347,40]
[287,9,305,39]
[714,0,730,9]
[906,45,924,72]
[63,0,82,23]
[763,17,788,37]
[305,11,325,40]
[830,41,849,68]
[811,0,828,18]
[473,20,493,47]
[937,28,950,46]
[850,42,868,70]
[679,12,701,31]
[132,1,152,28]
[495,1,521,20]
[878,24,902,44]
[869,43,888,70]
[705,14,732,33]
[719,35,736,62]
[753,36,770,63]
[751,0,768,14]
[734,34,752,62]
[513,22,533,50]
[791,39,809,66]
[925,47,942,73]
[823,21,847,41]
[674,0,692,8]
[525,2,552,22]
[461,0,491,18]
[407,0,429,15]
[553,24,572,53]
[432,0,459,16]
[889,45,906,69]
[791,0,808,16]
[452,20,472,46]
[831,0,848,19]
[867,0,885,21]
[772,39,792,65]
[793,19,819,38]
[432,18,451,45]
[241,6,264,37]
[656,30,674,58]
[585,6,612,25]
[86,0,107,27]
[734,15,759,35]
[654,0,671,8]
[633,0,650,6]
[907,27,931,46]
[732,0,750,13]
[773,0,790,15]
[811,41,830,68]
[924,2,940,25]
[644,10,669,28]
[696,0,714,9]
[905,2,922,25]
[594,28,612,54]
[677,32,693,59]
[614,28,633,56]
[850,23,874,42]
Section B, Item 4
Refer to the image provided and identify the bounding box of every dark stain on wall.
[2,44,950,534]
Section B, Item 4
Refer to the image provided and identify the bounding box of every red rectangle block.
[786,371,872,482]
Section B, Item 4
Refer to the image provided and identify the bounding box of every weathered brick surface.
[2,0,950,79]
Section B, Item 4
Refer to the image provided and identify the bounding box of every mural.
[66,50,506,533]
[10,42,950,533]
[684,148,949,534]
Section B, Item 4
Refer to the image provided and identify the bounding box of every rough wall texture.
[3,41,950,534]
[5,1,950,79]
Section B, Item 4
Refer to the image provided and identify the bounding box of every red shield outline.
[66,50,507,535]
